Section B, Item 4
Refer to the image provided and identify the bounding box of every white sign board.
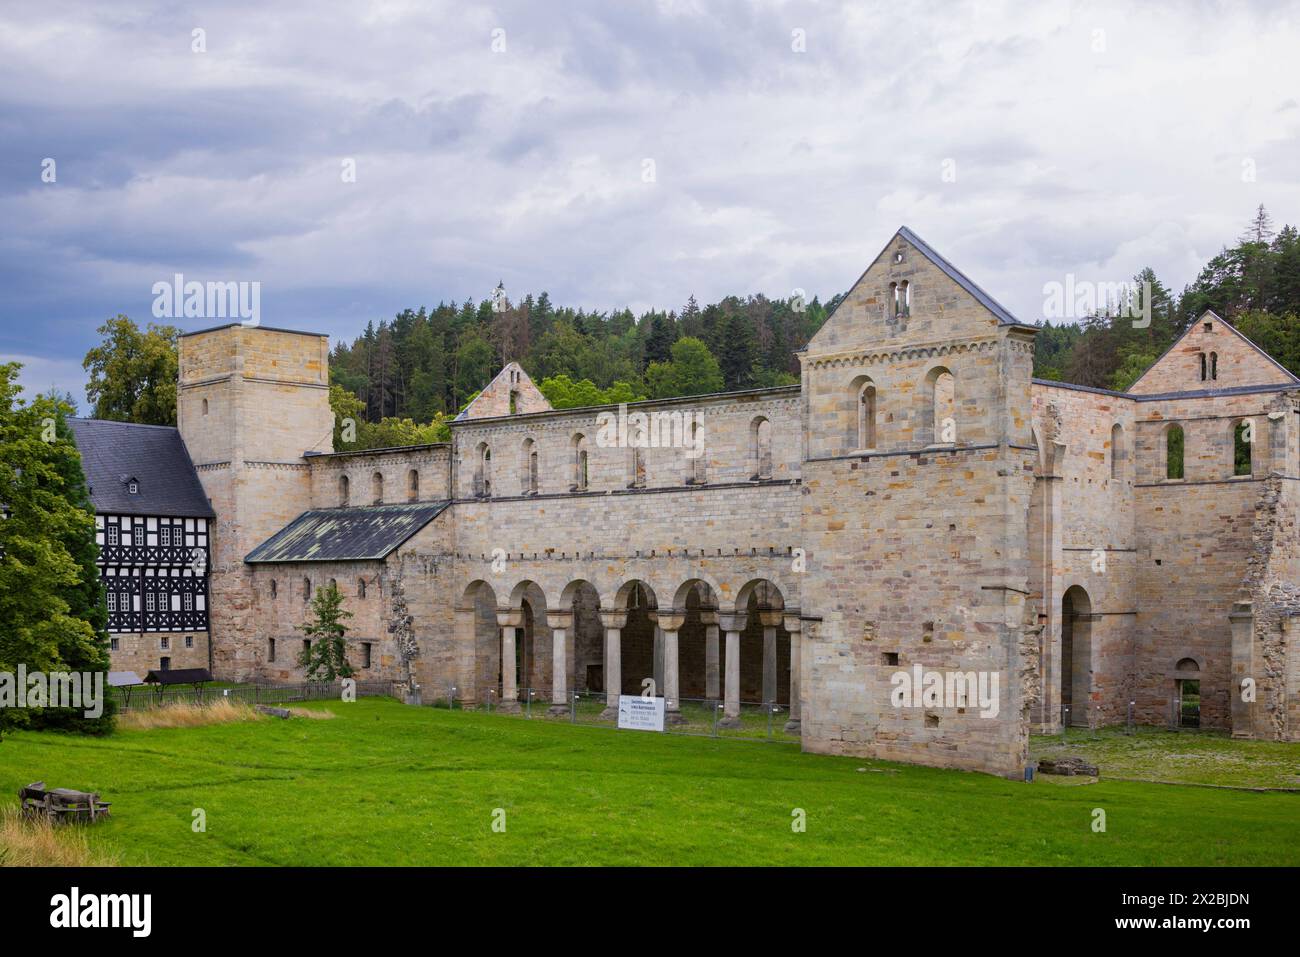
[618,695,665,732]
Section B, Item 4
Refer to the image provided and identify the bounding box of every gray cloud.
[2,0,1298,406]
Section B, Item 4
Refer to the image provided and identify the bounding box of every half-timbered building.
[69,418,213,674]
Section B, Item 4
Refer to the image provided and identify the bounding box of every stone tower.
[177,323,333,679]
[797,227,1039,776]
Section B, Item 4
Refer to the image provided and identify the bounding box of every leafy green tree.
[83,315,180,425]
[0,364,104,739]
[28,396,113,733]
[298,582,355,683]
[645,337,725,399]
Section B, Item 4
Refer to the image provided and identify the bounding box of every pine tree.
[298,581,355,683]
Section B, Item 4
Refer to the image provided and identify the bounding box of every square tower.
[177,323,333,678]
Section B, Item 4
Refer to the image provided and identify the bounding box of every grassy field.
[2,697,1297,866]
[1032,726,1300,790]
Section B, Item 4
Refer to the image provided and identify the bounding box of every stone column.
[718,611,747,728]
[655,611,687,724]
[653,624,665,697]
[759,610,783,706]
[700,608,720,701]
[453,604,478,708]
[547,610,573,716]
[783,614,802,733]
[598,609,627,719]
[496,609,523,713]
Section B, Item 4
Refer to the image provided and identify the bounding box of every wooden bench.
[18,781,111,823]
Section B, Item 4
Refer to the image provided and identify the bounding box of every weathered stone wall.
[796,231,1039,776]
[454,387,801,499]
[108,632,209,675]
[307,445,451,508]
[179,325,333,681]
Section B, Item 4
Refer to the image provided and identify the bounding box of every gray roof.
[68,419,215,518]
[896,226,1021,326]
[245,501,451,563]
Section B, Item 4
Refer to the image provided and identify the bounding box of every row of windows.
[850,367,957,450]
[1102,419,1257,480]
[469,417,776,497]
[107,636,194,652]
[107,591,196,613]
[339,470,420,507]
[266,637,373,668]
[267,577,371,602]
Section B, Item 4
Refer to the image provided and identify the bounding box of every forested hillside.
[81,208,1298,448]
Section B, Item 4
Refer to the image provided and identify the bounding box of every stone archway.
[1061,584,1093,727]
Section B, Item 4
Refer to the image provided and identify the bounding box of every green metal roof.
[244,502,450,564]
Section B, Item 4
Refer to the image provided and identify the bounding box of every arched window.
[1110,423,1124,480]
[750,416,772,479]
[328,578,337,592]
[474,443,492,497]
[1233,419,1253,476]
[371,472,384,505]
[521,438,537,494]
[1199,353,1207,381]
[408,469,419,502]
[685,421,706,484]
[270,580,278,600]
[899,280,911,318]
[1210,352,1218,381]
[856,379,877,450]
[202,398,209,416]
[890,282,900,319]
[358,578,367,599]
[630,446,646,487]
[572,434,589,491]
[924,367,956,445]
[303,577,312,603]
[1165,424,1185,480]
[339,474,350,506]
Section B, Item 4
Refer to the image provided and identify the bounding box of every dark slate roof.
[245,501,451,563]
[143,668,214,685]
[896,226,1021,326]
[67,419,215,518]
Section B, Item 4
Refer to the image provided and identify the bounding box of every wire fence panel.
[110,680,399,712]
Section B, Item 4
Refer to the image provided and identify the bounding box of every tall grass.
[116,699,263,730]
[0,806,119,867]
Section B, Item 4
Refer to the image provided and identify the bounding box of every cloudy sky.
[2,0,1298,404]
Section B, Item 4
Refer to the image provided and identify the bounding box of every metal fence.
[110,680,400,712]
[424,685,802,745]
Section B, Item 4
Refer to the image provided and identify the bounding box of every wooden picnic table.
[18,781,111,824]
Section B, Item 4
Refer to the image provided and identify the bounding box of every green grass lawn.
[1031,726,1300,790]
[3,698,1297,866]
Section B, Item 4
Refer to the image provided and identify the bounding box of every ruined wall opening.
[1233,420,1253,476]
[1061,585,1092,727]
[1165,424,1185,480]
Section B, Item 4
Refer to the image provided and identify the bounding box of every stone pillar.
[700,608,720,701]
[453,604,478,707]
[655,611,687,724]
[718,611,747,728]
[496,609,523,713]
[653,624,665,697]
[1230,601,1255,738]
[759,610,783,706]
[783,614,802,733]
[599,609,627,718]
[548,611,573,716]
